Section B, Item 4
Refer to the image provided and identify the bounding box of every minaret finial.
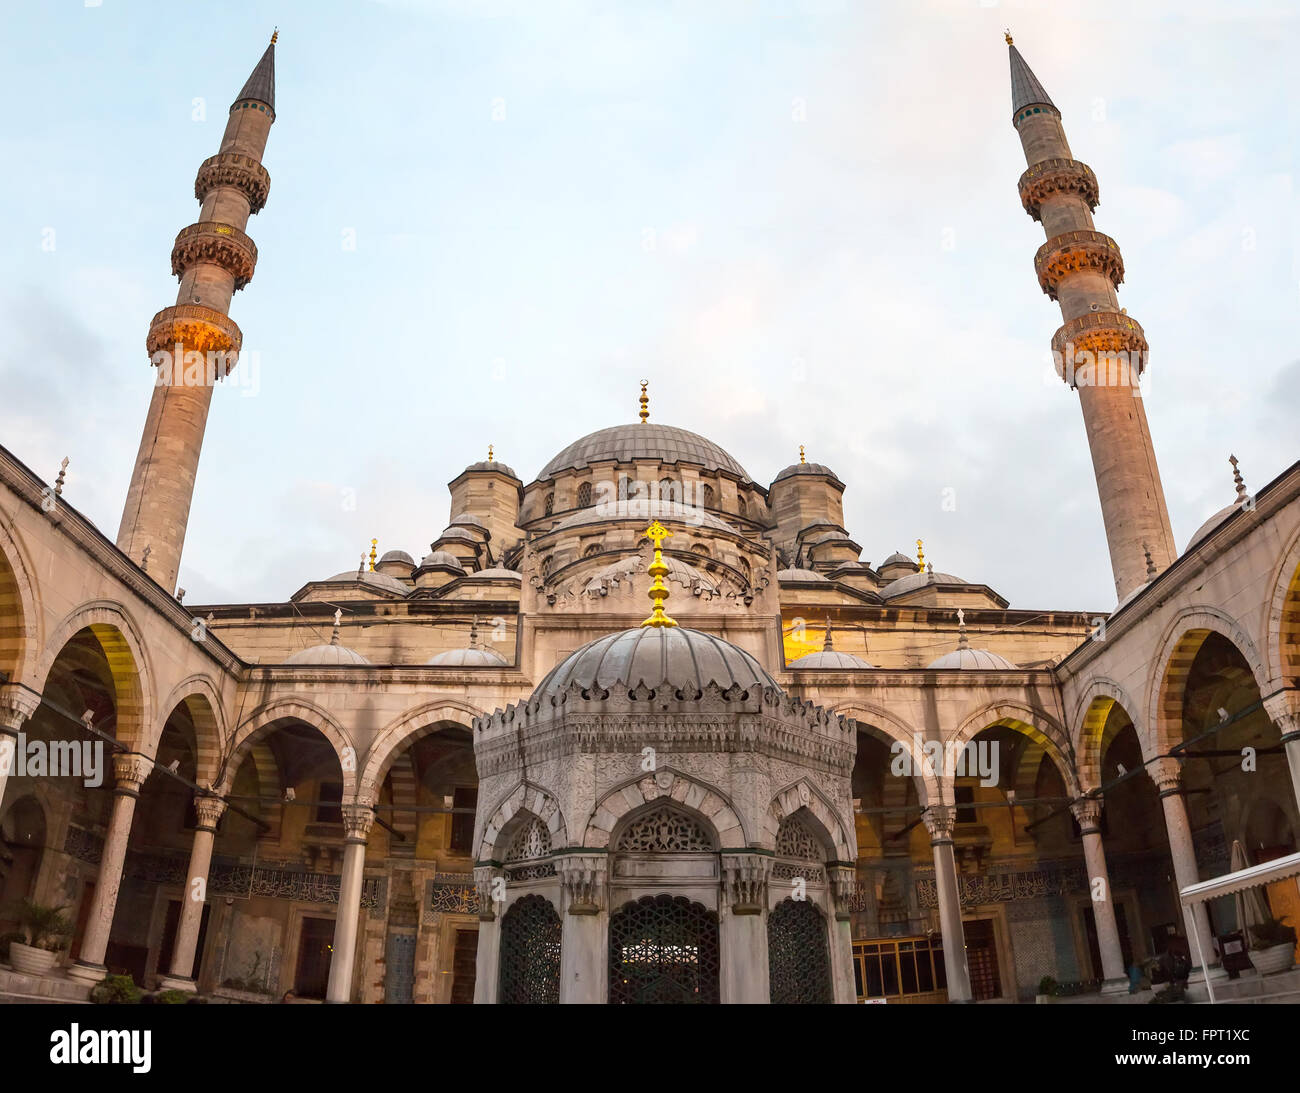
[271,28,278,44]
[640,521,678,628]
[369,538,378,572]
[823,617,834,652]
[488,444,494,463]
[54,456,69,497]
[916,538,925,571]
[1143,542,1157,580]
[1004,29,1013,46]
[639,380,649,423]
[956,607,969,650]
[799,445,806,464]
[330,607,342,645]
[1230,454,1247,502]
[469,615,480,648]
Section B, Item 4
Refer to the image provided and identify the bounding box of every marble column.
[924,806,972,1002]
[472,865,505,1004]
[828,863,859,1004]
[159,794,227,991]
[1263,693,1300,821]
[67,753,153,984]
[325,801,374,1003]
[719,852,771,1004]
[1069,799,1128,992]
[1148,757,1219,974]
[0,684,40,810]
[556,853,608,1004]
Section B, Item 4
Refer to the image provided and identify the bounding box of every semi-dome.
[286,642,370,666]
[927,647,1018,670]
[777,567,828,582]
[427,646,509,667]
[774,462,842,485]
[538,423,750,481]
[789,649,875,669]
[533,626,778,703]
[550,498,736,537]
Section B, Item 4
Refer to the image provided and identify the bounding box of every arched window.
[576,481,592,508]
[768,899,832,1004]
[701,484,715,509]
[544,492,554,516]
[659,478,678,503]
[608,895,720,1005]
[736,496,748,520]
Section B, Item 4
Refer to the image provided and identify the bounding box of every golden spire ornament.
[1004,29,1013,45]
[487,444,494,462]
[639,381,649,423]
[916,538,925,571]
[369,538,378,572]
[640,520,678,628]
[799,445,806,464]
[271,28,279,44]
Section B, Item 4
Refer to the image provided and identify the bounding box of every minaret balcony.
[195,152,271,214]
[170,221,258,289]
[145,304,242,369]
[1017,158,1099,221]
[1034,229,1124,301]
[1050,311,1148,384]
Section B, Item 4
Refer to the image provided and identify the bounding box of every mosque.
[0,33,1297,1004]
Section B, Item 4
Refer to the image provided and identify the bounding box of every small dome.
[533,626,778,702]
[449,512,487,530]
[427,646,509,667]
[1185,503,1240,553]
[879,570,966,600]
[472,566,522,580]
[434,526,478,544]
[323,570,411,595]
[777,567,828,582]
[789,649,875,669]
[539,423,751,481]
[379,549,415,566]
[418,550,466,572]
[286,643,370,666]
[773,462,842,485]
[463,460,520,480]
[880,551,917,569]
[927,647,1018,670]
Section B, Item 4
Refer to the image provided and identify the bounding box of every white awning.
[1180,850,1300,906]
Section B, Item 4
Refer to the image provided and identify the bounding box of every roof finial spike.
[956,606,970,650]
[369,538,378,572]
[799,445,806,465]
[1144,542,1157,580]
[916,538,925,572]
[1004,29,1013,46]
[54,456,69,496]
[330,608,342,645]
[640,520,678,628]
[488,444,494,463]
[639,380,649,423]
[1230,453,1247,502]
[823,617,834,652]
[358,552,366,578]
[271,27,278,45]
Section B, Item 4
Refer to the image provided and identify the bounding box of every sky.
[0,0,1297,611]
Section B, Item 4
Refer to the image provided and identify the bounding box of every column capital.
[826,863,858,921]
[112,753,153,797]
[340,801,375,843]
[193,794,227,831]
[1263,690,1300,738]
[922,805,955,843]
[721,852,772,914]
[0,684,40,732]
[474,864,506,922]
[1069,797,1104,834]
[554,853,607,914]
[1147,756,1183,795]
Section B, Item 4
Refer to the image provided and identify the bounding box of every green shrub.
[153,989,192,1004]
[90,974,142,1005]
[1037,975,1058,996]
[17,900,72,952]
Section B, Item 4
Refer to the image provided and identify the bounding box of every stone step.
[0,965,94,1003]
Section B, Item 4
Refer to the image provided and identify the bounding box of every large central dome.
[538,423,751,481]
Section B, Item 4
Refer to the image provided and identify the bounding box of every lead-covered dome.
[927,647,1018,670]
[533,626,777,702]
[427,646,509,666]
[286,642,370,666]
[789,649,875,669]
[538,423,750,481]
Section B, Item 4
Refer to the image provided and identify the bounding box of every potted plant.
[8,900,72,975]
[1248,917,1296,975]
[1034,975,1057,1004]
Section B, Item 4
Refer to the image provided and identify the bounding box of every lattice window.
[768,898,833,1004]
[776,813,825,861]
[701,484,715,509]
[577,481,592,507]
[544,492,554,516]
[498,894,561,1005]
[609,894,720,1004]
[504,816,552,862]
[615,805,714,852]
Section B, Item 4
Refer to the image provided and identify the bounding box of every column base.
[1189,963,1228,983]
[1100,976,1131,996]
[157,975,198,993]
[65,961,108,985]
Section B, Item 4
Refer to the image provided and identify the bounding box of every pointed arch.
[767,778,854,860]
[358,697,483,798]
[1264,524,1300,693]
[155,675,227,781]
[1071,678,1141,793]
[948,700,1078,798]
[477,781,567,862]
[832,701,940,806]
[583,768,745,849]
[217,697,356,798]
[0,518,40,688]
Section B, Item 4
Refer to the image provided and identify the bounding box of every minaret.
[1008,35,1176,599]
[116,34,277,591]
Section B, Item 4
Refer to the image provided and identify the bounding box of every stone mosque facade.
[1,35,1298,1005]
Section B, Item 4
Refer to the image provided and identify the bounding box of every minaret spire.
[1010,38,1176,600]
[116,36,278,591]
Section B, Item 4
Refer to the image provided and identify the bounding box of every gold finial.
[799,445,806,464]
[271,28,279,44]
[488,444,494,462]
[369,538,378,572]
[640,520,678,628]
[916,538,925,571]
[639,380,649,423]
[1004,29,1013,46]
